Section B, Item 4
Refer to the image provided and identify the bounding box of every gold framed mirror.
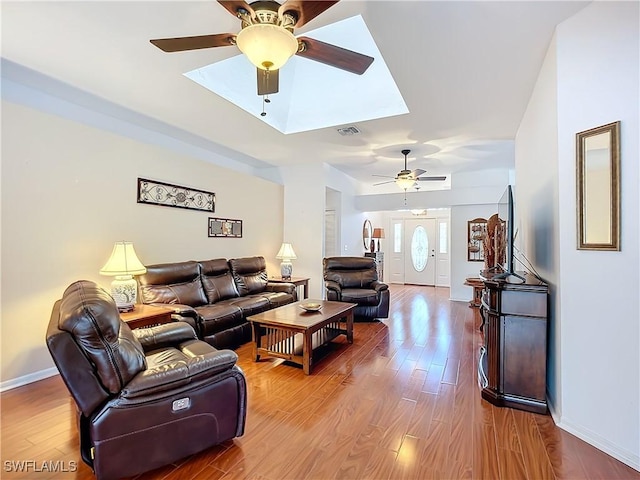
[363,219,372,251]
[576,121,620,250]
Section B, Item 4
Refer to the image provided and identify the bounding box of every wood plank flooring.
[2,284,639,480]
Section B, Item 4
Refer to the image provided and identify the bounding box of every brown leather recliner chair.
[323,256,390,319]
[46,280,247,480]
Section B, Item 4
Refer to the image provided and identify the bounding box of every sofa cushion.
[199,259,239,303]
[259,291,296,308]
[229,257,268,296]
[138,261,208,307]
[323,256,378,289]
[226,295,270,316]
[341,288,380,306]
[58,280,146,394]
[196,303,244,335]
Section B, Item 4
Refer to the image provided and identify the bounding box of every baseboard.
[0,367,59,393]
[555,414,639,472]
[449,297,469,303]
[546,391,561,425]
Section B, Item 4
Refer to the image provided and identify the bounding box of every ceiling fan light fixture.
[396,177,416,190]
[236,24,298,70]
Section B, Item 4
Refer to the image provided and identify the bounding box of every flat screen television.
[494,185,525,283]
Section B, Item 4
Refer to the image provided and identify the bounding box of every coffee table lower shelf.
[248,301,355,375]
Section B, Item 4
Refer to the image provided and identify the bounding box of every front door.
[404,218,436,286]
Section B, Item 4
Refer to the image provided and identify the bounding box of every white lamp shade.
[276,243,297,260]
[236,24,298,70]
[99,242,147,276]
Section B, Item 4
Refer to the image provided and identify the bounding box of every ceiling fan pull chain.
[261,95,268,117]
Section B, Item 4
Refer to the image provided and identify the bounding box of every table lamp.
[276,242,297,280]
[372,228,385,251]
[99,241,147,312]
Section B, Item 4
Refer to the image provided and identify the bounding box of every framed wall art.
[467,218,487,262]
[137,178,215,212]
[208,217,243,238]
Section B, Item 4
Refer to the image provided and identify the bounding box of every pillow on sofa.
[199,259,239,303]
[229,257,268,296]
[138,261,208,307]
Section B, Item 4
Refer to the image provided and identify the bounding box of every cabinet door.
[485,311,500,390]
[501,315,547,401]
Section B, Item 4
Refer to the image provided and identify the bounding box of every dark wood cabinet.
[479,272,548,414]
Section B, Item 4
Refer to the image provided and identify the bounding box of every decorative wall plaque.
[467,218,487,262]
[208,218,243,238]
[137,178,215,212]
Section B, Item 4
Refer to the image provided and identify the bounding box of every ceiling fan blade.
[372,174,396,179]
[296,37,374,75]
[150,34,236,52]
[416,176,447,181]
[411,169,426,177]
[373,180,396,186]
[218,1,256,18]
[279,1,340,28]
[257,68,279,95]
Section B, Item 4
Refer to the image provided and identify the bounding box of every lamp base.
[110,276,138,312]
[280,260,293,280]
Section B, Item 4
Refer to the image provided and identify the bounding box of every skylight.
[184,15,408,134]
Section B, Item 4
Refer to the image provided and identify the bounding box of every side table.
[120,304,173,329]
[269,276,310,299]
[464,277,484,308]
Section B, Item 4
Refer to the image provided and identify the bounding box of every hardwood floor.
[2,284,638,480]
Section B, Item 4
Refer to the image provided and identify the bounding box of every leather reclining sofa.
[46,280,247,480]
[138,256,297,349]
[323,256,390,319]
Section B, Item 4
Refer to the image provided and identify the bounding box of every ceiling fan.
[150,0,374,98]
[373,149,447,190]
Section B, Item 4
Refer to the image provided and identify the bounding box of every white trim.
[0,368,59,393]
[549,398,639,472]
[0,59,270,176]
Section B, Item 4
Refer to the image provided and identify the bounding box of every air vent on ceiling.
[337,125,360,136]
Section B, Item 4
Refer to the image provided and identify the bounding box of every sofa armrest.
[325,280,341,301]
[325,280,341,293]
[265,282,296,295]
[133,322,197,351]
[371,281,389,292]
[145,303,201,334]
[148,302,198,318]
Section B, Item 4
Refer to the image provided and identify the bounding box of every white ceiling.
[185,15,410,135]
[1,1,587,193]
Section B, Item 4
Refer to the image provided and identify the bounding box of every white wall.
[326,163,369,257]
[517,1,639,469]
[280,163,327,299]
[1,100,284,388]
[515,32,561,413]
[450,204,500,301]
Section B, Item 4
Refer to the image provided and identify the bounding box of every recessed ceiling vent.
[337,126,360,136]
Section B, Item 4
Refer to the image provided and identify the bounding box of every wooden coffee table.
[247,300,356,374]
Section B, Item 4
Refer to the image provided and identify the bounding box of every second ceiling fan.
[150,0,374,96]
[374,149,447,190]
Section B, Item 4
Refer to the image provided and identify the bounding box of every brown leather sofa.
[46,280,247,480]
[138,256,297,349]
[323,256,390,319]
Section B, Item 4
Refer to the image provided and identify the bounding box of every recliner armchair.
[323,256,390,319]
[46,280,247,480]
